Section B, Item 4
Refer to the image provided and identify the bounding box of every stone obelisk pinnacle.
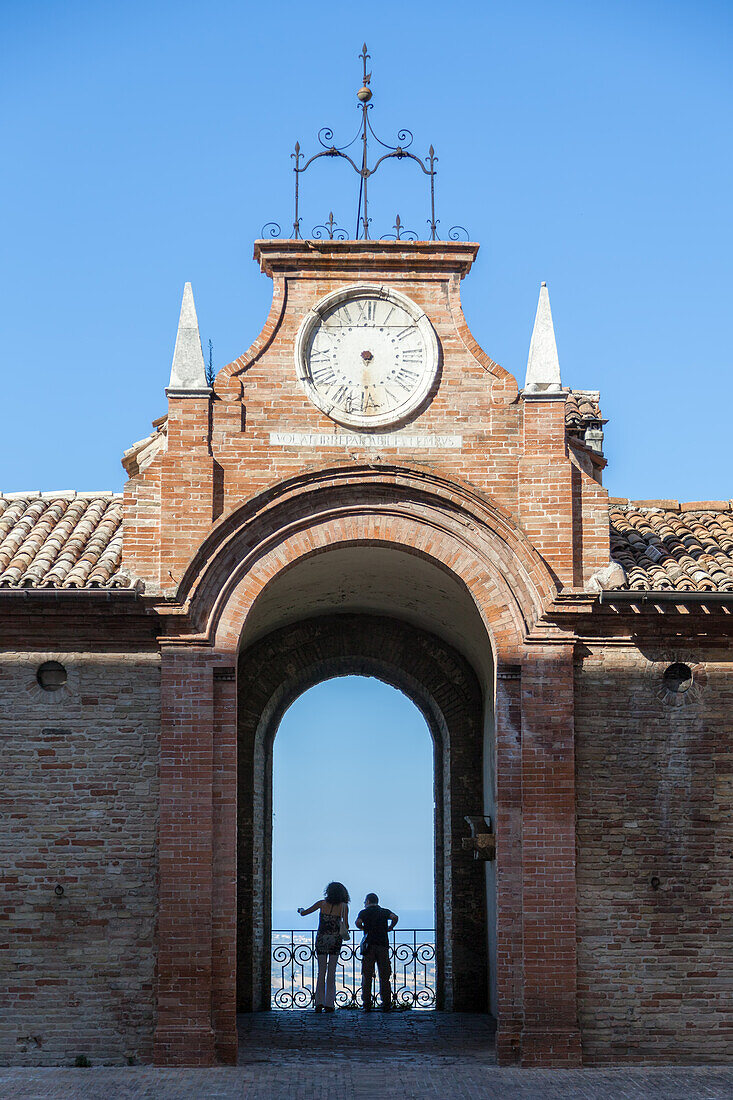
[524,281,562,393]
[167,282,210,393]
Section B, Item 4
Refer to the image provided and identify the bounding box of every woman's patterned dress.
[315,908,343,955]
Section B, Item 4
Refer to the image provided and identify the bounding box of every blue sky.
[2,1,731,500]
[3,3,731,921]
[272,677,434,923]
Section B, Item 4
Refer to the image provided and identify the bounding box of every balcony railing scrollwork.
[271,928,436,1010]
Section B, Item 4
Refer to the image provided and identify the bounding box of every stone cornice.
[253,239,479,279]
[532,588,733,646]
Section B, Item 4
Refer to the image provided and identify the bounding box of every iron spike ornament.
[380,214,418,242]
[268,44,466,243]
[312,212,348,241]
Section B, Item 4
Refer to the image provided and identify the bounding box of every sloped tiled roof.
[2,490,733,596]
[610,501,733,592]
[0,493,129,589]
[565,390,604,432]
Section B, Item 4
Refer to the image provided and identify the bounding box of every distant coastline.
[273,908,434,930]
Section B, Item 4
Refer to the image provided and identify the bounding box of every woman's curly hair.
[324,881,350,904]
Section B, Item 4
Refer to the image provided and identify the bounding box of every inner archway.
[272,675,435,1008]
[237,605,492,1015]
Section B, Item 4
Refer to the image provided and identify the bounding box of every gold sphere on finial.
[358,46,372,104]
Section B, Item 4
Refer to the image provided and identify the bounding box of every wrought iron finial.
[380,214,418,242]
[426,146,438,241]
[357,42,372,103]
[278,44,464,242]
[291,143,303,238]
[312,212,348,240]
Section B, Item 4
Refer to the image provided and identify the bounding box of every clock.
[294,284,439,429]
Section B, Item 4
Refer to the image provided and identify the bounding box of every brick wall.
[575,644,733,1063]
[11,240,728,1070]
[122,241,609,596]
[0,650,160,1067]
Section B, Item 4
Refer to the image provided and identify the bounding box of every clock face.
[295,285,439,429]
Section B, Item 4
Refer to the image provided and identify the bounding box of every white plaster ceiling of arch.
[240,545,492,684]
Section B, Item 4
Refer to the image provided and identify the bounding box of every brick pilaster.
[211,666,238,1063]
[494,660,523,1064]
[153,646,216,1066]
[519,394,574,587]
[571,464,611,586]
[160,394,215,592]
[520,644,581,1066]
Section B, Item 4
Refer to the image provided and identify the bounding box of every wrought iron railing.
[271,929,436,1010]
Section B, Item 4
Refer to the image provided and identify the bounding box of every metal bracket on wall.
[462,815,496,861]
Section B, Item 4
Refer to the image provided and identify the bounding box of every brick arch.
[170,465,556,656]
[236,613,486,1014]
[212,518,529,659]
[154,465,583,1068]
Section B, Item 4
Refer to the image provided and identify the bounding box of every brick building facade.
[1,239,731,1068]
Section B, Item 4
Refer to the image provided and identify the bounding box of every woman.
[298,881,350,1013]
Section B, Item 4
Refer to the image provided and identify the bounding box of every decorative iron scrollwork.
[312,212,348,240]
[448,226,470,242]
[260,222,282,239]
[275,44,467,242]
[271,928,437,1009]
[380,215,418,242]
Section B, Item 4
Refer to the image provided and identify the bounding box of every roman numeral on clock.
[330,383,354,407]
[394,367,420,390]
[360,391,380,412]
[312,362,336,384]
[310,347,331,363]
[401,348,423,364]
[354,299,376,324]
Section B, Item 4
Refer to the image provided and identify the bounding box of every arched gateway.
[5,234,732,1071]
[141,236,597,1069]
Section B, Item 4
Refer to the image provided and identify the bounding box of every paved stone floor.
[2,1011,733,1098]
[237,1007,497,1061]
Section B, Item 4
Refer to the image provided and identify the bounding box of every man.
[355,892,399,1012]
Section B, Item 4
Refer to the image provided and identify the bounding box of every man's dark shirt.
[357,904,394,952]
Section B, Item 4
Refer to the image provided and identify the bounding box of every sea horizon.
[273,907,435,931]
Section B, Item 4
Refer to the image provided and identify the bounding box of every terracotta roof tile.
[122,417,167,477]
[565,390,604,431]
[0,493,129,589]
[2,489,731,597]
[610,503,733,592]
